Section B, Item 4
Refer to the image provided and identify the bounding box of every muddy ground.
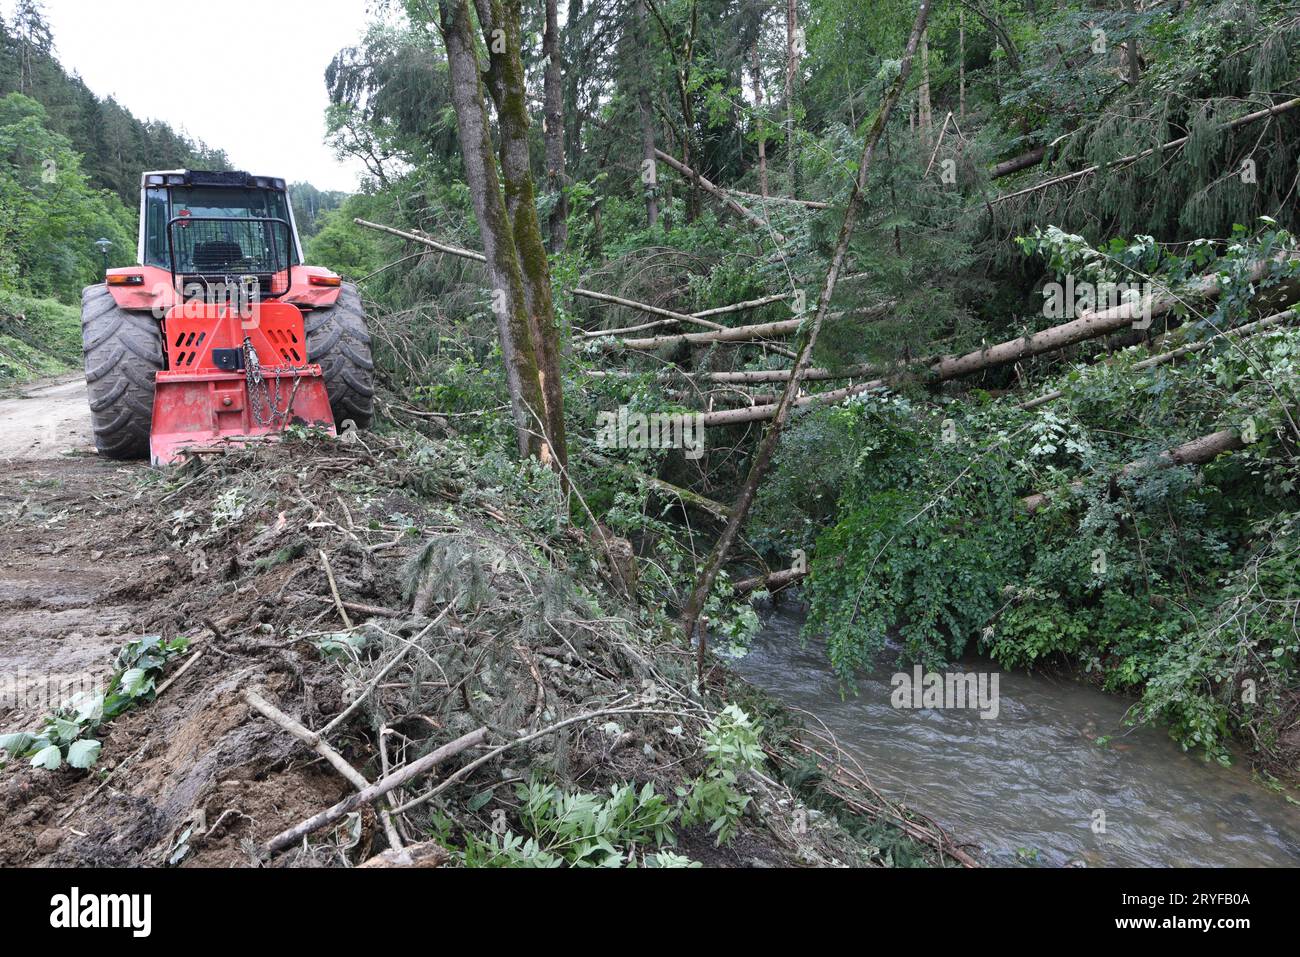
[0,447,348,866]
[0,381,941,869]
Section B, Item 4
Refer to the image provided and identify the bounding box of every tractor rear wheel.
[304,282,375,430]
[80,284,162,459]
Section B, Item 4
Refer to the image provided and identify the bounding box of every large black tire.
[80,284,162,459]
[304,282,375,430]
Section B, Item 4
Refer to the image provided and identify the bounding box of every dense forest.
[1,0,1299,873]
[298,0,1300,771]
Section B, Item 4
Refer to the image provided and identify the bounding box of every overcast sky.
[28,0,377,192]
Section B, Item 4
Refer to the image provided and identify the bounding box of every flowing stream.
[730,603,1300,866]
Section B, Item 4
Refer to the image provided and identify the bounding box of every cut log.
[695,253,1292,426]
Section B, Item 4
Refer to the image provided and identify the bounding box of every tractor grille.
[167,217,293,299]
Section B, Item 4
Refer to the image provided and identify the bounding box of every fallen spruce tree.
[692,252,1296,427]
[736,423,1258,594]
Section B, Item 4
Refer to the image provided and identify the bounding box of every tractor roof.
[141,170,287,190]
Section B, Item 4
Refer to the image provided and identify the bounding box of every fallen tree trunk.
[990,97,1300,207]
[354,218,487,263]
[989,145,1047,179]
[653,148,786,242]
[726,188,831,210]
[573,287,726,332]
[692,293,792,318]
[700,363,879,384]
[696,253,1292,426]
[742,425,1253,590]
[734,566,806,594]
[1021,427,1246,513]
[607,317,811,349]
[603,301,892,350]
[585,452,730,520]
[1016,307,1297,411]
[583,363,881,384]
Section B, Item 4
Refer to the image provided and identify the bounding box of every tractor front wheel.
[80,284,162,459]
[304,282,375,430]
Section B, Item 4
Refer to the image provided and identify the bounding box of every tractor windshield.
[143,186,298,268]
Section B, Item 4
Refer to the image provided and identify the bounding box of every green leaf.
[50,717,82,744]
[71,692,105,725]
[119,667,153,698]
[0,732,35,755]
[30,745,62,770]
[467,789,494,812]
[66,739,102,769]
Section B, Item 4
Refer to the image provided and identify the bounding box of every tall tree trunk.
[1123,0,1141,86]
[918,27,932,137]
[751,37,769,198]
[435,0,544,461]
[959,9,966,120]
[635,0,660,227]
[543,0,568,252]
[680,0,934,647]
[563,0,586,172]
[475,0,569,471]
[785,0,800,195]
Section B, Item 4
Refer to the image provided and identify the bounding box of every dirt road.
[0,375,96,461]
[0,375,144,782]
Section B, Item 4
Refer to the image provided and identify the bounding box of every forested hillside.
[304,0,1300,771]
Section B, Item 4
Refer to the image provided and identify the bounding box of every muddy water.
[731,604,1300,866]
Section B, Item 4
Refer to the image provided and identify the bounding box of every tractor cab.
[139,170,303,301]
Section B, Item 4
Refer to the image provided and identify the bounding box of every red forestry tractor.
[81,169,374,465]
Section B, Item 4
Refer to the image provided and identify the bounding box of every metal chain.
[242,336,306,428]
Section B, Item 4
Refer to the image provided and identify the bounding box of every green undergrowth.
[0,290,80,387]
[753,229,1300,767]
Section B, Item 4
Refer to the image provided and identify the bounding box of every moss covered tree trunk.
[435,0,547,461]
[475,0,569,472]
